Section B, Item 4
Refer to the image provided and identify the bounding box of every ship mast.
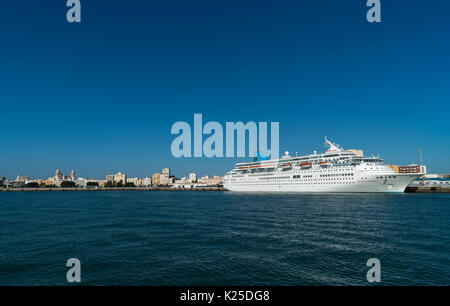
[324,136,343,152]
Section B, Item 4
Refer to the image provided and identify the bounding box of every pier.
[405,186,450,193]
[2,186,450,193]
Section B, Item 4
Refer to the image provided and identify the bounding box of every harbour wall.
[0,187,225,192]
[404,186,450,193]
[1,187,449,193]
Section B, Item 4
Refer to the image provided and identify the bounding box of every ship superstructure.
[223,138,425,193]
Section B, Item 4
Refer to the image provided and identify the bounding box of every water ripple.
[0,191,449,285]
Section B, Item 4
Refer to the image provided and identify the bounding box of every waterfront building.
[162,168,170,175]
[160,168,171,185]
[152,173,161,186]
[150,168,173,186]
[11,176,27,187]
[160,173,170,185]
[387,164,427,174]
[202,176,224,186]
[75,178,85,187]
[188,173,197,183]
[34,179,44,186]
[142,177,152,187]
[399,165,427,174]
[48,169,75,183]
[105,172,127,187]
[386,164,400,173]
[11,181,24,188]
[55,169,63,180]
[2,180,11,188]
[127,177,143,187]
[74,178,87,187]
[16,175,30,182]
[40,179,56,187]
[409,174,450,187]
[114,172,127,185]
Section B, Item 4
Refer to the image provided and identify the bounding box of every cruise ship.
[223,138,425,193]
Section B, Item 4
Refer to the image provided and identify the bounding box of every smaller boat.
[300,162,312,168]
[320,161,330,167]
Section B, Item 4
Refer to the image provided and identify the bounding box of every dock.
[405,186,450,193]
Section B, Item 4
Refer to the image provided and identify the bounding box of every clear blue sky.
[0,0,449,179]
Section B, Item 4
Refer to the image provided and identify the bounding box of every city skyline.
[1,166,224,189]
[1,0,449,178]
[1,167,219,182]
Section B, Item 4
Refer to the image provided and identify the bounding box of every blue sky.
[0,0,449,179]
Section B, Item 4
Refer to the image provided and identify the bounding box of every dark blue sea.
[0,191,449,285]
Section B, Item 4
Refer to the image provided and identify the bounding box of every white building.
[127,177,142,187]
[188,173,197,183]
[75,178,87,187]
[160,168,172,185]
[142,177,152,187]
[162,168,170,175]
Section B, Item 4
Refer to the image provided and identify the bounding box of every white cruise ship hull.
[224,173,421,193]
[224,138,426,193]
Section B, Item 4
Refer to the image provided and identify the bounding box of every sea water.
[0,191,449,285]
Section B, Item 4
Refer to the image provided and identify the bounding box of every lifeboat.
[320,161,330,167]
[300,162,312,168]
[249,165,261,169]
[280,163,292,168]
